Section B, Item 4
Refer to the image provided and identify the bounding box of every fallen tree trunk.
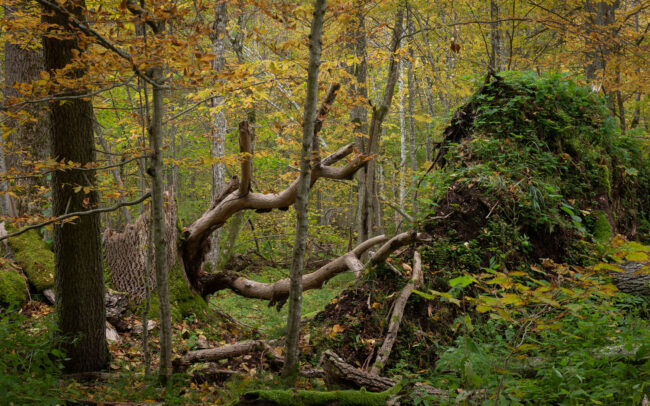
[370,250,423,375]
[177,231,428,309]
[321,350,396,392]
[613,261,650,298]
[174,339,273,370]
[234,387,400,406]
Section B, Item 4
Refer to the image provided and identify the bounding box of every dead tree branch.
[181,142,372,296]
[370,250,423,375]
[0,193,151,242]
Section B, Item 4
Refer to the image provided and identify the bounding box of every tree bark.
[42,0,107,373]
[149,67,172,381]
[3,1,50,217]
[283,0,327,378]
[206,0,228,269]
[613,262,650,298]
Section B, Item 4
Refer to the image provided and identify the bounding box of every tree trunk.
[489,0,502,72]
[206,1,228,269]
[149,67,172,381]
[362,7,404,240]
[4,1,50,217]
[406,13,418,215]
[348,2,369,245]
[42,0,107,373]
[399,58,407,212]
[93,117,131,227]
[283,0,327,380]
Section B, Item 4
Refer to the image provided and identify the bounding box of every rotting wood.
[370,250,423,375]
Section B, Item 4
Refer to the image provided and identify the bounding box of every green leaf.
[449,275,475,288]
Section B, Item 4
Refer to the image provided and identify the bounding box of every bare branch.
[0,193,151,242]
[313,83,341,165]
[370,250,423,375]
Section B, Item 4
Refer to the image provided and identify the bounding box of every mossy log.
[5,226,53,291]
[0,266,28,305]
[234,387,400,406]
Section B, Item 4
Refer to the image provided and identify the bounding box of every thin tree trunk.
[149,66,172,381]
[349,3,369,245]
[43,0,107,373]
[399,60,407,211]
[93,118,132,226]
[282,0,326,381]
[207,1,228,269]
[406,12,417,215]
[363,7,404,240]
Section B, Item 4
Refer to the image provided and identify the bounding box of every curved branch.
[181,143,371,288]
[192,235,388,304]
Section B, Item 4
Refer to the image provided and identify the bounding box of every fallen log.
[321,350,398,392]
[320,350,452,400]
[234,387,400,406]
[174,339,273,371]
[613,261,650,298]
[370,250,423,375]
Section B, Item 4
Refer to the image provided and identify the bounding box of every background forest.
[0,0,649,404]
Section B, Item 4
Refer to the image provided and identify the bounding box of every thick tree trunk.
[489,0,502,71]
[43,0,107,373]
[614,262,650,298]
[4,1,50,217]
[283,0,327,379]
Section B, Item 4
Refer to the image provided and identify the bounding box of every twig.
[0,193,151,241]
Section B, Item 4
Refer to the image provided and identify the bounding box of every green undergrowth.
[212,266,355,335]
[0,310,65,405]
[422,295,650,404]
[5,227,54,291]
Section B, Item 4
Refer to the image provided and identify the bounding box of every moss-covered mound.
[422,71,649,273]
[6,228,54,292]
[148,262,210,322]
[0,267,28,306]
[310,72,650,373]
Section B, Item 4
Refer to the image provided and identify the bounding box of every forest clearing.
[0,0,649,404]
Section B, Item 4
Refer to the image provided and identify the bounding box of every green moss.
[147,263,208,322]
[592,211,613,243]
[6,228,54,291]
[238,386,399,406]
[0,268,28,306]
